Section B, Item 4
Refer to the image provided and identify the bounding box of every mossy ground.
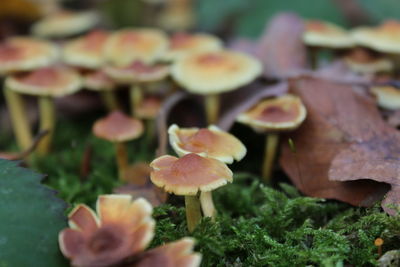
[1,114,399,267]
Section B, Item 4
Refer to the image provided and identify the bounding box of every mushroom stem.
[115,142,129,180]
[3,87,33,151]
[100,91,119,111]
[309,46,320,70]
[199,191,216,220]
[130,83,143,117]
[37,96,55,155]
[205,94,219,124]
[262,133,279,183]
[184,195,202,232]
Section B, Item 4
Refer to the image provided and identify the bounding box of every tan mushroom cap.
[351,20,400,54]
[344,48,393,74]
[163,32,223,61]
[303,20,354,48]
[136,96,162,119]
[93,111,144,142]
[0,37,59,74]
[84,70,116,91]
[105,28,169,67]
[105,61,170,84]
[237,94,307,133]
[5,66,82,97]
[32,10,100,38]
[63,30,110,69]
[171,50,262,95]
[371,86,400,110]
[150,153,233,195]
[168,124,246,164]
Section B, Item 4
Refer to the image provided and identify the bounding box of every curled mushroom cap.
[5,66,82,97]
[371,86,400,110]
[59,195,155,267]
[171,50,262,94]
[237,94,307,133]
[351,20,400,54]
[164,32,223,61]
[168,124,246,164]
[303,20,354,48]
[105,61,170,84]
[150,153,233,195]
[0,37,58,74]
[63,30,110,69]
[343,48,393,74]
[105,28,169,67]
[93,111,144,142]
[136,96,162,119]
[32,10,100,38]
[84,70,116,91]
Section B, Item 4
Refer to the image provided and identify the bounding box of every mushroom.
[343,47,393,75]
[5,65,82,154]
[157,0,195,32]
[135,96,163,141]
[84,69,119,111]
[236,94,306,183]
[370,86,400,110]
[171,50,262,124]
[150,153,232,232]
[93,111,144,180]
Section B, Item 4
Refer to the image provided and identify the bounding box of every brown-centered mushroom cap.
[93,111,144,142]
[236,94,307,133]
[168,124,246,164]
[171,50,262,95]
[105,61,170,84]
[150,153,232,195]
[303,20,354,48]
[84,70,116,91]
[63,30,110,69]
[32,10,100,38]
[163,32,223,62]
[343,48,393,74]
[371,86,400,110]
[104,28,169,67]
[5,66,82,97]
[0,37,59,74]
[135,96,162,119]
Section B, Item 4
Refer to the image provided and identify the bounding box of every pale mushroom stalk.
[199,191,216,219]
[37,96,55,154]
[3,88,33,150]
[115,142,129,180]
[185,195,202,232]
[100,91,119,111]
[130,83,144,116]
[205,94,219,124]
[262,133,279,183]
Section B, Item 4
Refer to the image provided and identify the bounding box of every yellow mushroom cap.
[168,124,246,164]
[351,20,400,54]
[0,37,59,74]
[163,32,223,62]
[171,50,262,95]
[105,61,170,84]
[32,10,100,38]
[303,20,354,48]
[150,153,233,195]
[343,48,393,74]
[371,86,400,110]
[136,96,162,119]
[93,111,144,142]
[237,94,307,133]
[104,28,169,67]
[84,70,116,91]
[63,30,110,69]
[5,66,82,97]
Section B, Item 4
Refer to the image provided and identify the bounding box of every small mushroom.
[157,0,195,32]
[150,153,233,231]
[343,47,393,75]
[371,86,400,110]
[171,50,262,124]
[5,66,82,154]
[84,69,119,111]
[237,94,306,183]
[93,111,144,180]
[136,96,163,142]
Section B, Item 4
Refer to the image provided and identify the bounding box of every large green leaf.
[0,159,68,267]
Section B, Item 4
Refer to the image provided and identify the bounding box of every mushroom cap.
[171,50,262,95]
[105,61,170,84]
[84,70,116,91]
[32,10,100,38]
[371,86,400,110]
[237,94,307,133]
[93,111,144,142]
[351,20,400,54]
[5,66,82,97]
[63,30,110,69]
[168,124,246,164]
[136,96,162,119]
[303,20,354,48]
[150,153,233,195]
[163,32,223,62]
[104,28,169,67]
[0,37,59,74]
[344,48,393,74]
